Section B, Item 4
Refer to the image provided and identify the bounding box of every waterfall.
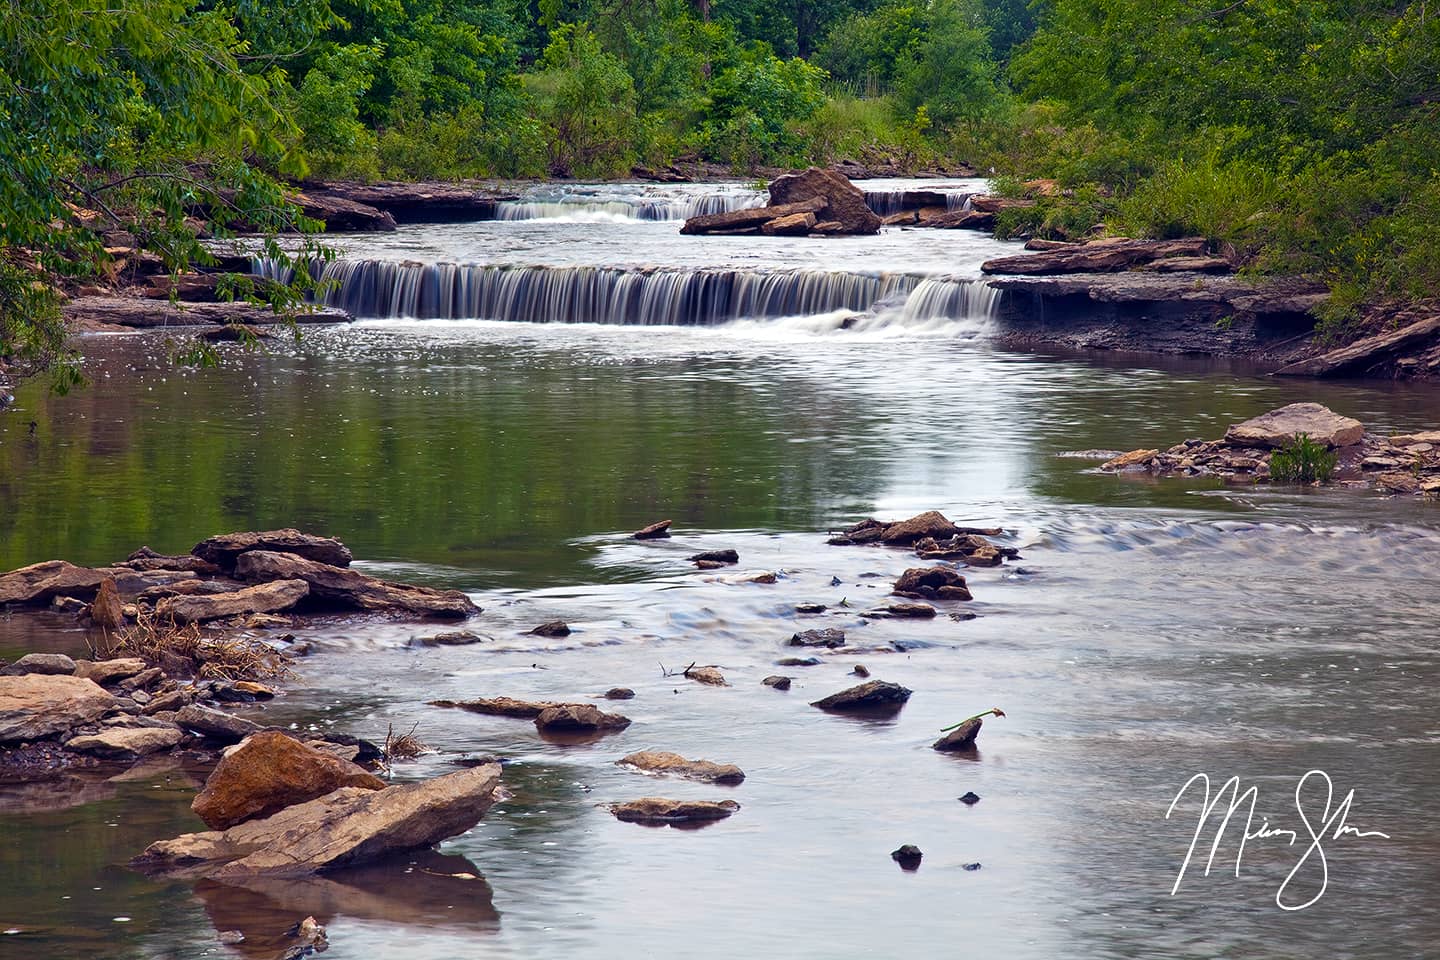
[256,258,1000,328]
[493,190,766,222]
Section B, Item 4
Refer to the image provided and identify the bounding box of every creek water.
[2,182,1439,960]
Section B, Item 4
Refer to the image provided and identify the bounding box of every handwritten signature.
[1165,769,1390,910]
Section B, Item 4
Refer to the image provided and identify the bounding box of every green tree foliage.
[526,24,639,176]
[701,44,829,166]
[895,0,1001,126]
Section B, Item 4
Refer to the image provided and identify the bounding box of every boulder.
[428,696,559,718]
[893,567,972,601]
[776,657,821,667]
[1223,403,1364,449]
[192,529,354,571]
[409,630,489,647]
[233,551,479,619]
[604,687,636,700]
[191,731,387,830]
[289,191,397,232]
[679,197,826,236]
[761,212,817,236]
[2,653,76,676]
[767,168,882,235]
[891,844,923,870]
[609,797,740,825]
[89,576,125,628]
[879,510,961,544]
[810,680,913,714]
[789,628,846,648]
[158,579,310,624]
[122,547,225,575]
[618,751,745,785]
[684,666,728,686]
[0,560,110,605]
[73,657,148,686]
[533,703,631,734]
[933,717,983,752]
[865,602,936,619]
[174,704,266,743]
[66,726,183,759]
[0,675,118,743]
[134,763,503,878]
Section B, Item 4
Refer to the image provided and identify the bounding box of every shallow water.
[3,186,1440,959]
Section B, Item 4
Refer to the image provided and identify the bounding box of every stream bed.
[2,182,1438,959]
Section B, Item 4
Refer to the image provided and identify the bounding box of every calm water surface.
[2,197,1439,959]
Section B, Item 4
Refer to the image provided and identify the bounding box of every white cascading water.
[255,258,1002,331]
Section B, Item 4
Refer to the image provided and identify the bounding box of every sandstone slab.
[192,529,354,571]
[618,751,745,785]
[158,579,309,624]
[0,675,117,743]
[234,551,478,619]
[610,797,740,825]
[67,726,183,759]
[1223,403,1364,449]
[810,680,913,714]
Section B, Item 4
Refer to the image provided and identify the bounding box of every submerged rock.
[534,703,631,734]
[234,550,479,619]
[0,675,117,743]
[860,602,937,620]
[617,751,745,785]
[191,529,354,571]
[191,731,386,830]
[632,520,673,540]
[134,763,503,878]
[789,627,846,648]
[933,717,983,752]
[410,630,489,647]
[893,567,972,601]
[684,665,728,686]
[610,797,740,825]
[959,791,981,805]
[811,680,912,714]
[761,675,792,690]
[776,657,821,667]
[428,696,558,718]
[891,844,923,870]
[603,687,636,700]
[528,620,571,638]
[1223,402,1364,449]
[688,549,739,564]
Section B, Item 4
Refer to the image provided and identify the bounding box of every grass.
[1268,433,1338,484]
[106,609,292,681]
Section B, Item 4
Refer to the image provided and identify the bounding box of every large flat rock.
[157,579,310,624]
[234,550,479,619]
[1224,403,1364,449]
[134,763,504,878]
[192,529,354,570]
[0,675,118,743]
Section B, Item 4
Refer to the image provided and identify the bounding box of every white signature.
[1165,769,1391,910]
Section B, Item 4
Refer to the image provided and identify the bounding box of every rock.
[305,181,512,223]
[684,666,728,686]
[143,687,199,715]
[1223,403,1364,449]
[761,211,817,235]
[794,603,827,613]
[51,595,87,613]
[0,675,117,743]
[158,579,310,624]
[893,567,972,601]
[529,620,571,638]
[289,190,397,232]
[233,551,478,619]
[962,862,982,871]
[714,570,777,584]
[428,696,558,718]
[879,511,961,544]
[790,628,846,648]
[3,653,76,676]
[604,687,636,700]
[810,680,913,714]
[679,197,826,236]
[632,520,673,540]
[776,657,821,667]
[0,560,110,606]
[933,717,983,752]
[117,667,165,694]
[1101,449,1159,471]
[767,168,882,235]
[89,576,124,629]
[66,726,183,759]
[609,798,740,825]
[981,237,1209,275]
[694,559,727,570]
[136,579,246,602]
[73,657,148,685]
[64,297,351,330]
[1391,431,1440,446]
[134,763,503,878]
[861,602,937,619]
[192,529,354,571]
[175,704,266,743]
[852,665,870,678]
[891,844,923,870]
[191,731,387,830]
[410,630,489,647]
[533,704,631,734]
[1275,315,1440,378]
[688,549,739,564]
[959,791,981,805]
[762,675,792,690]
[617,751,745,785]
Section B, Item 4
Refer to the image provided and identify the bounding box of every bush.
[1269,433,1338,484]
[700,44,829,167]
[1113,153,1280,243]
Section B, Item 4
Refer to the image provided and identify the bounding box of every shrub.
[1269,433,1338,484]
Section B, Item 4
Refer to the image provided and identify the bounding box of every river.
[2,181,1438,959]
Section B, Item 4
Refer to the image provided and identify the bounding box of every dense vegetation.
[2,0,1438,386]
